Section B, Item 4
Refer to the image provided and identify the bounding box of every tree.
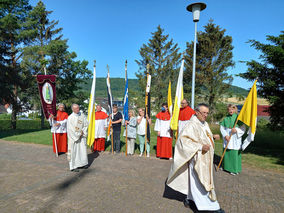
[0,0,33,129]
[184,20,234,119]
[21,1,91,127]
[239,31,284,129]
[135,25,181,110]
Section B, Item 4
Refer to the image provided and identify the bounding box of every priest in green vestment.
[220,104,245,175]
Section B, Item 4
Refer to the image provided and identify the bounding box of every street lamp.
[186,2,206,109]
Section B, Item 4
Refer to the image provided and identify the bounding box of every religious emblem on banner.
[36,75,57,119]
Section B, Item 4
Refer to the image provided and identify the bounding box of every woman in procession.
[123,110,137,155]
[137,108,151,157]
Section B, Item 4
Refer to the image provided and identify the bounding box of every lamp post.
[187,2,206,109]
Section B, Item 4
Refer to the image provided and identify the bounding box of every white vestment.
[67,112,88,170]
[95,119,107,138]
[178,120,190,135]
[154,119,171,138]
[49,118,67,133]
[220,125,245,150]
[167,116,220,211]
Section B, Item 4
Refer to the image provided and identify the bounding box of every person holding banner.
[49,103,68,154]
[67,104,88,172]
[93,104,108,152]
[154,103,173,159]
[167,103,224,213]
[137,108,151,157]
[111,104,123,153]
[123,110,137,155]
[178,99,195,135]
[220,104,245,175]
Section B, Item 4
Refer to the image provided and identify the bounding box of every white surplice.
[95,119,107,138]
[220,125,245,150]
[67,112,88,170]
[154,119,171,138]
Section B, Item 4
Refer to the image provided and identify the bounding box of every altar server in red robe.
[93,104,108,152]
[154,103,173,159]
[49,103,68,154]
[178,99,195,135]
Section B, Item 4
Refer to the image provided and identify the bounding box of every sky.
[30,0,284,90]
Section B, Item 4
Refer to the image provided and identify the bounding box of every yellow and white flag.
[168,80,173,115]
[237,80,258,150]
[87,63,96,147]
[170,59,184,130]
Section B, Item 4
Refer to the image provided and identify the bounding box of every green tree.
[135,25,181,110]
[21,1,91,126]
[184,20,234,120]
[0,0,33,129]
[239,31,284,129]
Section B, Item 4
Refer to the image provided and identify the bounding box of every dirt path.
[0,140,283,213]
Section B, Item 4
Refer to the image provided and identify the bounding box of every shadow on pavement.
[87,151,99,167]
[38,169,92,212]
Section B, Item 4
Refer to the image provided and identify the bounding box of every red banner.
[36,75,57,119]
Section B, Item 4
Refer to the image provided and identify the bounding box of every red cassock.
[93,111,108,152]
[155,111,172,159]
[52,110,68,153]
[178,106,195,121]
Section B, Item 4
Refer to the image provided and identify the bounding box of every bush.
[0,113,11,120]
[0,119,50,130]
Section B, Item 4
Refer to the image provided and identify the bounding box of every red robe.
[93,111,108,152]
[52,110,68,153]
[178,106,195,120]
[155,111,172,159]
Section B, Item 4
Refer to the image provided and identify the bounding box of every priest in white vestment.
[67,104,89,172]
[167,103,225,213]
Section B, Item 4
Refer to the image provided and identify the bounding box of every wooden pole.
[52,118,58,157]
[125,125,128,156]
[111,127,114,154]
[217,120,238,170]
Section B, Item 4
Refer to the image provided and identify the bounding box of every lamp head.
[187,2,206,22]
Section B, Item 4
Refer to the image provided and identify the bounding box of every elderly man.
[49,103,68,154]
[167,103,224,213]
[93,104,108,152]
[178,99,195,135]
[67,104,88,172]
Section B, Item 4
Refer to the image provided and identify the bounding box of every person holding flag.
[137,108,151,157]
[220,104,245,175]
[124,110,137,155]
[217,80,258,171]
[111,104,123,153]
[49,103,68,154]
[154,103,173,159]
[93,104,108,152]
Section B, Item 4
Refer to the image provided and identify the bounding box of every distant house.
[237,104,270,119]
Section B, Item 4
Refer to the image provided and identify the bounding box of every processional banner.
[36,75,57,119]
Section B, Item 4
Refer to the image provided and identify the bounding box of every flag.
[87,63,96,147]
[145,73,151,142]
[123,62,129,121]
[237,80,258,150]
[170,59,184,130]
[36,75,57,119]
[168,80,173,116]
[106,69,113,140]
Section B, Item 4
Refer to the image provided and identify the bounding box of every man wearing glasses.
[167,103,225,213]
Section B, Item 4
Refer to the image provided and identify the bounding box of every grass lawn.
[1,123,283,173]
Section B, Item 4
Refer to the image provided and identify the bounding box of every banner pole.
[125,125,128,156]
[52,118,58,157]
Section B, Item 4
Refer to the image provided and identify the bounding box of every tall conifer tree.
[136,26,181,110]
[184,20,234,119]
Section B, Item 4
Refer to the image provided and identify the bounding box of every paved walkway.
[0,139,283,213]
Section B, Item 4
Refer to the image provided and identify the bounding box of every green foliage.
[239,31,284,129]
[0,113,11,120]
[135,25,182,111]
[184,20,234,120]
[257,118,270,129]
[0,0,33,129]
[0,119,49,130]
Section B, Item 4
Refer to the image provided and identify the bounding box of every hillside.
[79,78,249,98]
